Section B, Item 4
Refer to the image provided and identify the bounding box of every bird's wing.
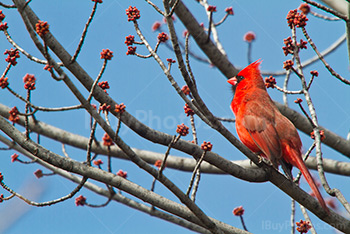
[242,114,282,167]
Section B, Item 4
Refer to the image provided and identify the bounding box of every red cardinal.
[228,60,328,212]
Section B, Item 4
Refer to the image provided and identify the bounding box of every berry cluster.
[4,49,20,66]
[11,153,19,163]
[9,106,19,123]
[225,7,234,15]
[126,46,136,55]
[115,103,126,114]
[126,6,140,22]
[184,103,194,116]
[117,169,127,179]
[283,60,294,70]
[0,10,7,31]
[201,141,213,151]
[98,81,110,92]
[35,20,49,37]
[176,123,189,136]
[124,35,135,46]
[157,32,169,43]
[100,103,111,113]
[264,76,276,89]
[75,195,86,206]
[23,74,36,90]
[181,85,190,96]
[0,77,9,89]
[286,9,308,28]
[296,220,311,234]
[207,5,217,12]
[233,206,245,216]
[100,49,113,60]
[102,133,114,146]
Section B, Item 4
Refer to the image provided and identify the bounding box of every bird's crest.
[236,59,262,79]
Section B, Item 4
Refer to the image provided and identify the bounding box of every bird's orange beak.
[227,77,238,86]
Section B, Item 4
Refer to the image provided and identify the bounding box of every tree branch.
[0,116,248,234]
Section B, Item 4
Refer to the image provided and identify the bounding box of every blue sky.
[0,0,349,233]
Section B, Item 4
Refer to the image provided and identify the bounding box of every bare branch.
[0,116,247,234]
[4,30,63,66]
[1,176,87,207]
[0,2,16,8]
[70,1,99,62]
[302,0,348,21]
[310,11,340,21]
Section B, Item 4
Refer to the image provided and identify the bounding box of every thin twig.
[62,144,69,158]
[283,69,293,105]
[215,14,229,27]
[177,39,211,64]
[310,11,340,21]
[115,115,122,137]
[71,1,99,62]
[299,205,317,234]
[7,86,82,111]
[85,197,112,208]
[189,114,198,145]
[15,158,36,164]
[134,52,152,59]
[158,134,180,178]
[166,0,179,17]
[240,216,248,232]
[24,89,31,140]
[0,176,87,206]
[200,0,227,56]
[186,151,206,199]
[4,30,63,66]
[306,72,317,90]
[1,63,12,79]
[145,0,165,15]
[87,59,108,102]
[247,42,252,64]
[302,0,348,21]
[104,110,111,126]
[185,33,197,88]
[274,85,303,94]
[291,199,295,234]
[2,194,15,201]
[190,168,201,201]
[0,2,16,8]
[86,116,99,164]
[302,27,350,85]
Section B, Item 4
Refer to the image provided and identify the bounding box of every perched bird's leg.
[280,159,293,180]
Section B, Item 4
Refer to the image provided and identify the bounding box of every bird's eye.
[236,76,244,82]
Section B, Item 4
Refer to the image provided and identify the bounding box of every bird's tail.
[291,149,329,213]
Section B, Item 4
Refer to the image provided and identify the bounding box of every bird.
[227,59,328,212]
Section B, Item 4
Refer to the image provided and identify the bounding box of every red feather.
[228,60,329,212]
